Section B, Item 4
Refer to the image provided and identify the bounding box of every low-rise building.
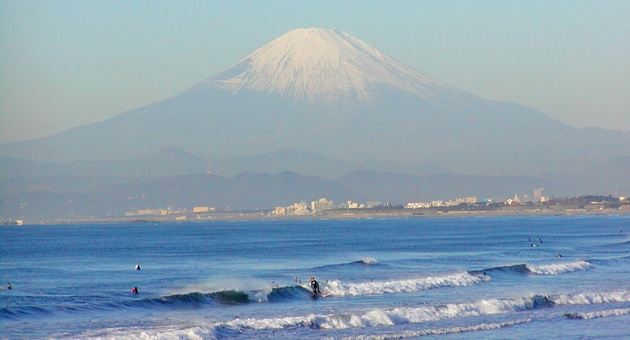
[192,206,215,213]
[272,207,287,215]
[405,202,430,209]
[287,202,309,215]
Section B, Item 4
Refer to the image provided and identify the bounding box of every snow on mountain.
[204,28,463,104]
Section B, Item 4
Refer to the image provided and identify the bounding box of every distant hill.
[2,156,628,221]
[0,147,445,184]
[0,171,357,220]
[0,146,208,181]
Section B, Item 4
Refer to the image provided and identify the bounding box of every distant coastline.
[11,203,630,225]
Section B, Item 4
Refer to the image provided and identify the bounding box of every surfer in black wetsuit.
[310,277,321,295]
[131,286,138,294]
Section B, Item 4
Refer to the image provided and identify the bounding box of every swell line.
[469,260,591,276]
[214,290,630,332]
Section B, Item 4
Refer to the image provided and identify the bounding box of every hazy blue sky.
[1,0,629,144]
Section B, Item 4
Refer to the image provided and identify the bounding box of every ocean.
[1,215,629,339]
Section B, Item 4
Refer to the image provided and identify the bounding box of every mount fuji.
[2,28,629,177]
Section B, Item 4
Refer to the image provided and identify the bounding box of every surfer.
[135,264,141,270]
[6,283,11,290]
[310,277,321,295]
[131,286,138,294]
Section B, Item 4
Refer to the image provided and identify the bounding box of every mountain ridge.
[2,158,628,220]
[1,28,629,178]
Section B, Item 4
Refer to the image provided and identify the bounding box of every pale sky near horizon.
[1,0,629,144]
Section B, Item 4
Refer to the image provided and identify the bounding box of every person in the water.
[131,286,138,294]
[310,277,321,295]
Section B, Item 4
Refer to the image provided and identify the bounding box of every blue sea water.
[1,215,629,339]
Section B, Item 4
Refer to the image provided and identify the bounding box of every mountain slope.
[1,28,629,177]
[207,28,466,105]
[0,146,208,181]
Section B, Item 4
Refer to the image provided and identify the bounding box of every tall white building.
[311,198,334,213]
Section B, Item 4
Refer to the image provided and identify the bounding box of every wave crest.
[565,308,630,320]
[324,272,482,297]
[526,260,591,275]
[213,290,630,332]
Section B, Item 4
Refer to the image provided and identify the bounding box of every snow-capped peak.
[204,28,459,103]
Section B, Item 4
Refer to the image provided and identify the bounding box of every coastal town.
[4,186,628,225]
[116,192,629,223]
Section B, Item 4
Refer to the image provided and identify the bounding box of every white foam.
[551,290,630,305]
[214,290,630,332]
[71,324,215,340]
[77,290,630,337]
[221,314,314,330]
[567,308,630,320]
[324,272,482,297]
[527,260,591,275]
[334,318,532,340]
[362,258,378,265]
[214,297,537,332]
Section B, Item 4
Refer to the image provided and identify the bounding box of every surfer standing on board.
[310,277,321,295]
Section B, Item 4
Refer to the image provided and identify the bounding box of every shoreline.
[9,204,630,225]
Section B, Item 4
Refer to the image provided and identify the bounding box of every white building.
[192,206,215,213]
[272,206,287,215]
[431,200,445,207]
[311,198,334,213]
[405,202,430,209]
[287,201,309,215]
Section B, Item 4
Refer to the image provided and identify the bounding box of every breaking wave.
[526,260,591,275]
[470,260,591,276]
[335,319,533,339]
[71,290,630,339]
[132,272,483,309]
[324,272,483,297]
[565,308,630,320]
[549,290,630,306]
[214,290,630,332]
